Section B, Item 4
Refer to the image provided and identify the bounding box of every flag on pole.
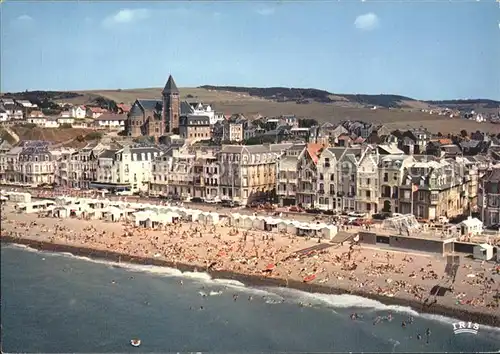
[412,184,419,193]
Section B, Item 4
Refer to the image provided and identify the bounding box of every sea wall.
[1,236,499,328]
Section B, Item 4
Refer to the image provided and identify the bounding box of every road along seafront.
[1,205,499,327]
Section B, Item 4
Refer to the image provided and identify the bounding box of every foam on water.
[4,244,500,333]
[268,287,419,315]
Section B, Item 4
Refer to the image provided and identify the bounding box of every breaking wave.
[4,243,500,333]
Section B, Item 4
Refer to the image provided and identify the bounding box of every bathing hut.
[296,222,315,237]
[252,216,266,230]
[277,219,292,232]
[286,221,300,235]
[230,213,242,227]
[104,206,125,222]
[52,205,70,218]
[166,211,181,223]
[240,215,256,229]
[263,217,280,232]
[134,211,156,227]
[320,224,338,240]
[473,243,494,261]
[19,200,55,213]
[184,209,202,222]
[206,212,220,225]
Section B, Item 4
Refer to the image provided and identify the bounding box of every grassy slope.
[59,87,500,134]
[8,127,93,144]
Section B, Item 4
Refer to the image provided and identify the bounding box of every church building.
[126,75,189,138]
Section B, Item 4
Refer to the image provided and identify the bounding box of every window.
[319,173,324,180]
[366,178,371,185]
[330,174,334,181]
[366,190,371,198]
[383,173,388,182]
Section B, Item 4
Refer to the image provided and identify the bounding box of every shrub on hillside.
[84,132,103,141]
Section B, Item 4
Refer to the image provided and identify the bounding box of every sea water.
[1,244,499,353]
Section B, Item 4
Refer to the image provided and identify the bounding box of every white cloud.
[17,15,33,21]
[354,13,379,31]
[102,8,150,27]
[256,7,275,16]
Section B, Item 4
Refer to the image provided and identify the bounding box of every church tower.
[162,75,180,133]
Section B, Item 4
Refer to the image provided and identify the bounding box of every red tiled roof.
[88,107,107,113]
[117,103,131,112]
[306,143,323,164]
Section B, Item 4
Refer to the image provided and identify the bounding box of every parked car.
[372,213,390,220]
[221,200,237,208]
[205,197,221,204]
[190,197,204,203]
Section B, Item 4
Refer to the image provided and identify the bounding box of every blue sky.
[1,1,499,100]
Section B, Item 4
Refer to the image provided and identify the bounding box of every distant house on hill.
[71,106,86,119]
[86,107,108,119]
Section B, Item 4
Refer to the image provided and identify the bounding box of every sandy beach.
[1,203,499,327]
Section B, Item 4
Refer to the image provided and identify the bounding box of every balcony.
[318,190,325,195]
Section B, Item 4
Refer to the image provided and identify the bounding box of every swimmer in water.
[350,313,357,320]
[408,316,414,323]
[373,316,381,325]
[401,321,406,328]
[200,306,204,310]
[233,294,238,301]
[180,280,183,285]
[111,280,116,284]
[248,296,253,301]
[425,328,431,344]
[417,334,422,340]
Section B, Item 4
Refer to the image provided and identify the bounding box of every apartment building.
[150,146,221,200]
[15,141,57,185]
[276,144,306,206]
[478,167,500,226]
[399,158,470,220]
[56,142,112,188]
[219,144,291,205]
[222,116,244,142]
[296,144,324,208]
[355,146,380,213]
[92,146,162,192]
[378,155,414,214]
[178,115,211,141]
